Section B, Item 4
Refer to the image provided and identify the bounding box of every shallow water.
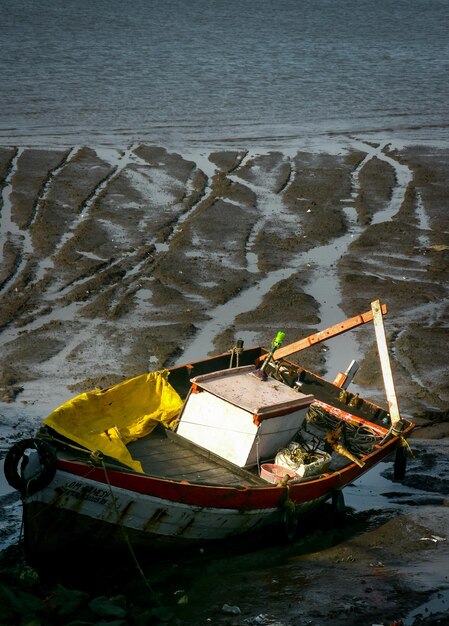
[1,0,449,148]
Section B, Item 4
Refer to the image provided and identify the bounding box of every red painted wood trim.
[56,422,413,510]
[313,399,389,436]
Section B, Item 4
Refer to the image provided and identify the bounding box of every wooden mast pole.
[371,299,401,426]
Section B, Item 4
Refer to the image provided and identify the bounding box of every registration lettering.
[63,480,110,505]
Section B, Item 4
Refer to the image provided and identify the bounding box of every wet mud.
[172,439,449,626]
[0,143,448,421]
[1,141,449,624]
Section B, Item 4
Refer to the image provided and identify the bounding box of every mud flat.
[0,141,448,624]
[0,142,448,422]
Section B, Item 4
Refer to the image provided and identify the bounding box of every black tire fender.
[4,438,57,496]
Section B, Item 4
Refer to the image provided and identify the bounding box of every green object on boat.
[254,331,285,378]
[273,331,285,348]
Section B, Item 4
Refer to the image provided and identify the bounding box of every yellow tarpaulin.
[43,370,184,473]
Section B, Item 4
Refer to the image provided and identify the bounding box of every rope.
[283,483,295,511]
[255,434,261,475]
[40,432,98,456]
[305,403,381,456]
[100,460,162,606]
[400,436,415,458]
[228,344,243,368]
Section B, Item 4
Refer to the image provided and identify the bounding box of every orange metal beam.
[263,302,387,362]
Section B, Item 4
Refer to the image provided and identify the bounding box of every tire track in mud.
[40,156,118,282]
[0,147,90,304]
[1,146,159,319]
[42,145,142,297]
[232,151,295,274]
[0,145,216,398]
[176,143,418,382]
[0,142,447,418]
[0,149,126,393]
[5,148,77,291]
[3,150,76,306]
[0,148,22,292]
[0,147,157,395]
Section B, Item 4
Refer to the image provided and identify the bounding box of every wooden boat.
[4,300,414,566]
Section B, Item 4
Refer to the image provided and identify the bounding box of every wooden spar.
[260,303,388,363]
[371,299,401,426]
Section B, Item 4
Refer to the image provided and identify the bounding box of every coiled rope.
[305,403,381,456]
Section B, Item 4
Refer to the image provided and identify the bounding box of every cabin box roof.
[176,366,314,468]
[189,365,313,417]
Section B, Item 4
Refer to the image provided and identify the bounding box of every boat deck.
[127,426,267,487]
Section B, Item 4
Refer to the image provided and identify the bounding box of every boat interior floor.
[127,426,267,487]
[126,426,352,487]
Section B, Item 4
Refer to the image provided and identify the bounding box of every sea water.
[0,0,448,149]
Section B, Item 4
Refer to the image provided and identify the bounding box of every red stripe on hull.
[56,423,411,510]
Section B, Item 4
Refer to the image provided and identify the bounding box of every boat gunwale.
[52,419,414,511]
